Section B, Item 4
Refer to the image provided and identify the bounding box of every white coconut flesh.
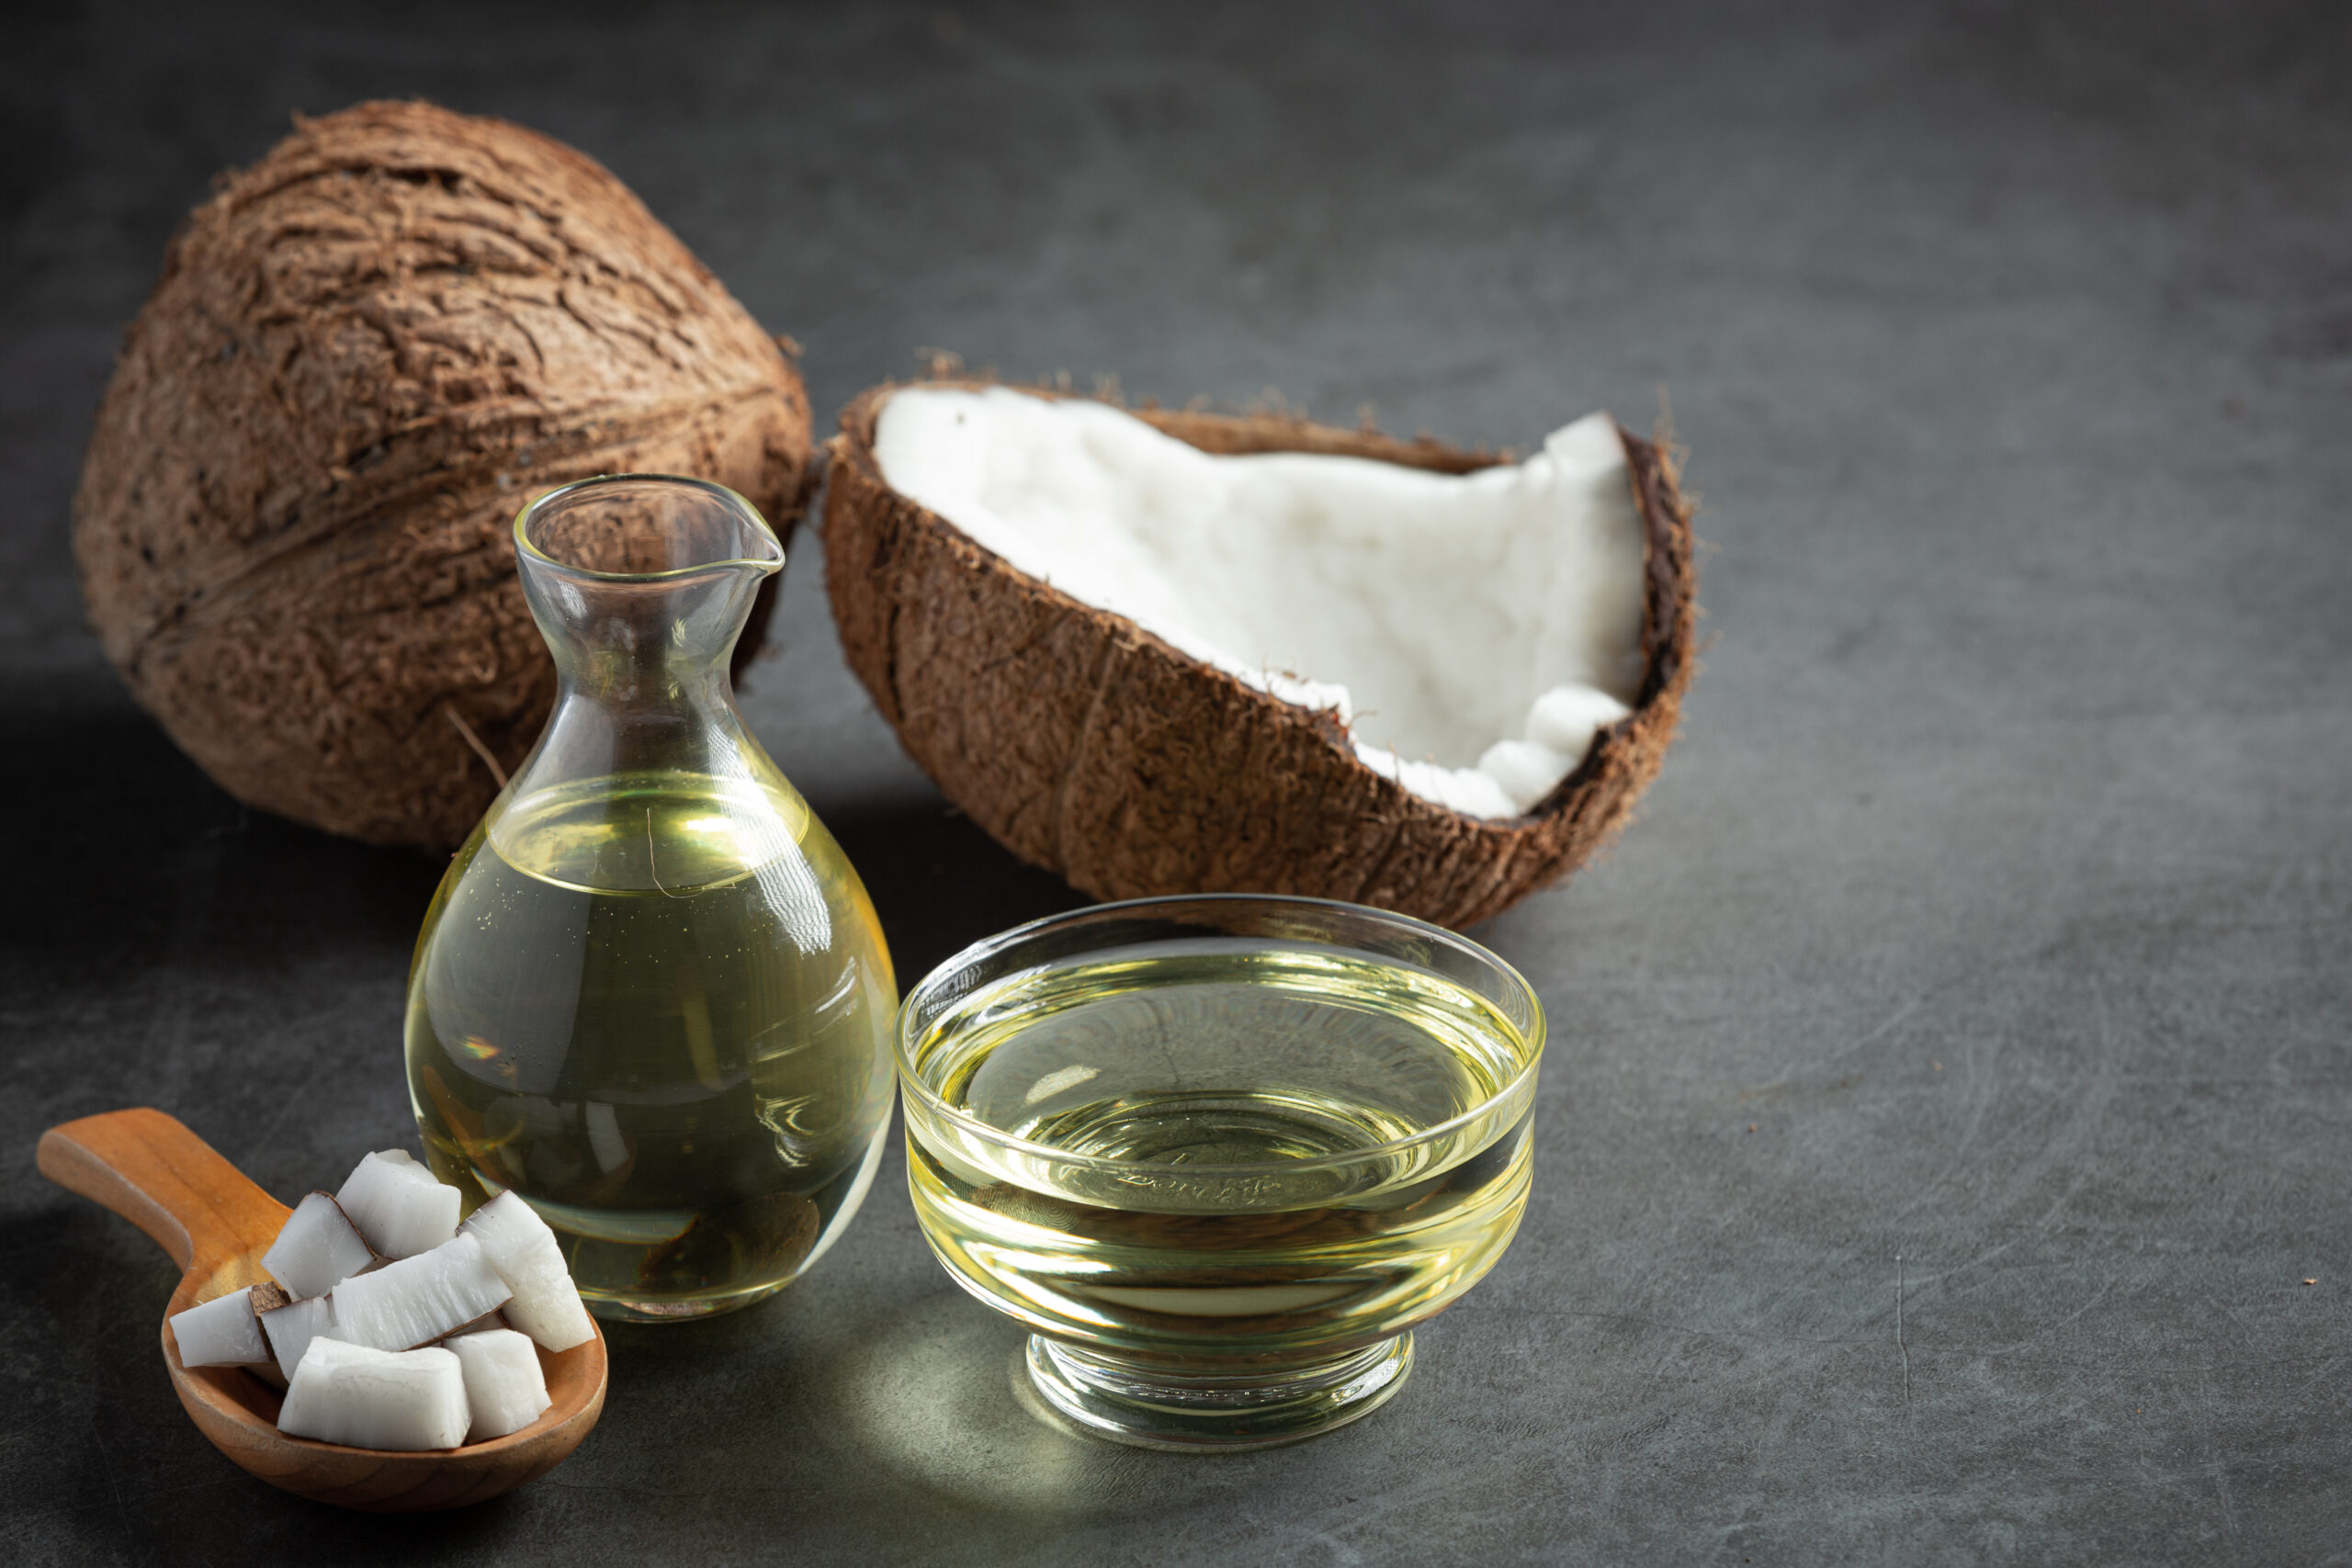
[460,1190,598,1352]
[168,1286,269,1368]
[448,1327,554,1439]
[336,1149,460,1259]
[330,1230,513,1353]
[260,1191,377,1300]
[873,387,1648,819]
[277,1339,471,1451]
[260,1292,336,1383]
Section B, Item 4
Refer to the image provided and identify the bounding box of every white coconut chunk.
[261,1191,377,1300]
[277,1339,469,1451]
[874,387,1648,818]
[461,1191,596,1351]
[447,1328,551,1439]
[257,1291,336,1382]
[328,1231,512,1352]
[430,1305,509,1344]
[335,1150,460,1259]
[168,1287,268,1367]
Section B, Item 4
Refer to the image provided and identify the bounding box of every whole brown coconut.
[823,383,1698,931]
[74,100,815,851]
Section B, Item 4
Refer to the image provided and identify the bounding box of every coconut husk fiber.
[824,382,1699,931]
[74,99,815,851]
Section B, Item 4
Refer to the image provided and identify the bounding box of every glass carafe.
[405,476,896,1322]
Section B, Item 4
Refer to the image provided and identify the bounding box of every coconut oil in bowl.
[407,477,896,1322]
[899,895,1544,1450]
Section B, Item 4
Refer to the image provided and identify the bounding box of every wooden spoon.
[38,1108,606,1511]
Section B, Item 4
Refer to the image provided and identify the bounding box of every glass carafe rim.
[514,473,785,584]
[895,892,1548,1181]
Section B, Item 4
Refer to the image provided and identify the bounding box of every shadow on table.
[0,685,445,962]
[820,795,1092,987]
[3,680,1081,980]
[808,1290,1246,1525]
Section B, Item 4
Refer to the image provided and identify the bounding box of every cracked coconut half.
[824,382,1697,930]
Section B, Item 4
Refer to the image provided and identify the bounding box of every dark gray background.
[4,1,2347,1562]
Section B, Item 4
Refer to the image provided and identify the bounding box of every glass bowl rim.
[514,473,785,584]
[893,892,1548,1179]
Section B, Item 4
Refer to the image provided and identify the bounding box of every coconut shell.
[74,100,815,851]
[822,383,1698,931]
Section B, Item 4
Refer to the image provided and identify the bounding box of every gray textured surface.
[5,1,2349,1562]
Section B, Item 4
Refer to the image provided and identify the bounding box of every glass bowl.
[897,895,1545,1450]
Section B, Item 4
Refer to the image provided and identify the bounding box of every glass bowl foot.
[1023,1333,1413,1450]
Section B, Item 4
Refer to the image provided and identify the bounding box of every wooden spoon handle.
[37,1109,288,1274]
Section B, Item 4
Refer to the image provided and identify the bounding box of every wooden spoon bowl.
[38,1108,606,1511]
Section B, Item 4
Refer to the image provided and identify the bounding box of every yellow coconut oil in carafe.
[405,477,896,1321]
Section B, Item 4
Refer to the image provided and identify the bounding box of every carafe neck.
[505,476,786,794]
